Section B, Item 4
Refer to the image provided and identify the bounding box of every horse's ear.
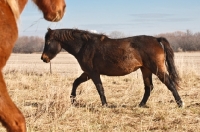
[47,28,52,32]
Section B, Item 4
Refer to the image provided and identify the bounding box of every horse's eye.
[47,41,50,45]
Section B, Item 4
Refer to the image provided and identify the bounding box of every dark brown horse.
[41,28,183,108]
[0,1,65,132]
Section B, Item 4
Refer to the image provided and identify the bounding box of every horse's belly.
[94,49,142,76]
[100,61,141,76]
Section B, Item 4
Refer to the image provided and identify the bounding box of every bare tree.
[13,36,44,53]
[157,30,200,52]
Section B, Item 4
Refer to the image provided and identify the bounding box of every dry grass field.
[1,52,200,132]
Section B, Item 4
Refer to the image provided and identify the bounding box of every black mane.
[51,29,108,42]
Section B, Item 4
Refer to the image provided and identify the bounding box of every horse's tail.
[157,37,180,87]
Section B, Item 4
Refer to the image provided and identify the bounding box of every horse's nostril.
[41,55,47,62]
[41,54,50,63]
[41,54,45,60]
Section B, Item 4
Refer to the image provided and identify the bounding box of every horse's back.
[92,35,165,76]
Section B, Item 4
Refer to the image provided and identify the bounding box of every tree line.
[13,36,44,53]
[156,30,200,52]
[13,30,200,53]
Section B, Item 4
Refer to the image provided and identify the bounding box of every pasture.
[1,52,200,132]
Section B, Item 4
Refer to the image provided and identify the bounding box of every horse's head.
[33,0,66,22]
[41,28,62,63]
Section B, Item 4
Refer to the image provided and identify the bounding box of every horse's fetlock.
[176,99,184,108]
[70,95,76,104]
[70,95,76,98]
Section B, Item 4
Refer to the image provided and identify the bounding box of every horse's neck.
[58,31,84,56]
[6,0,27,20]
[62,40,83,56]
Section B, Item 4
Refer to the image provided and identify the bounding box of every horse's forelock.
[45,29,64,41]
[32,0,51,10]
[45,30,54,41]
[6,0,20,21]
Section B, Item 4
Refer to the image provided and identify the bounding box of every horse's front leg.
[0,71,26,132]
[70,72,90,104]
[90,73,107,106]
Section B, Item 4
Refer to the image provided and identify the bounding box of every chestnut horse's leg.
[157,71,183,107]
[0,71,26,132]
[90,72,107,106]
[139,67,154,107]
[70,72,90,104]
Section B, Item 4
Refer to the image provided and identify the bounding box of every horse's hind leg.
[139,67,154,107]
[70,72,90,104]
[156,71,183,107]
[0,71,26,132]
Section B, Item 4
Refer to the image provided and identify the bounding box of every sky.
[19,0,200,37]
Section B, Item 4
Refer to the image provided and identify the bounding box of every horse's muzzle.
[41,54,50,63]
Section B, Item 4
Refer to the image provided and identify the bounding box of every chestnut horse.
[41,28,183,108]
[0,0,65,132]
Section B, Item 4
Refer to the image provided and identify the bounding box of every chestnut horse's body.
[0,0,65,131]
[41,28,183,108]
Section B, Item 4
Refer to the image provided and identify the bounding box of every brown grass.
[0,52,200,132]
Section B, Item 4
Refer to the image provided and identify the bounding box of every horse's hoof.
[176,100,185,108]
[178,102,185,108]
[139,103,149,108]
[102,103,108,108]
[139,104,149,108]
